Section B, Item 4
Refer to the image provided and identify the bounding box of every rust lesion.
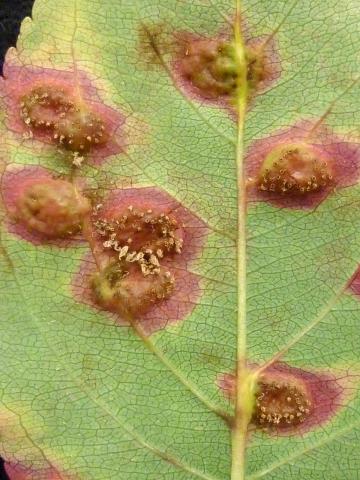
[72,186,207,334]
[93,204,184,268]
[20,84,110,155]
[253,376,312,429]
[218,361,355,436]
[176,36,270,101]
[89,199,183,318]
[15,178,91,238]
[255,143,334,196]
[137,20,281,113]
[2,64,126,166]
[246,121,360,209]
[2,166,91,245]
[173,30,280,109]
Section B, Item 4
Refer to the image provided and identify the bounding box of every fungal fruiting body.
[93,205,184,266]
[20,85,73,129]
[92,261,175,317]
[253,377,312,429]
[256,143,334,195]
[246,122,360,209]
[55,107,109,153]
[20,84,109,154]
[15,179,91,238]
[177,36,268,101]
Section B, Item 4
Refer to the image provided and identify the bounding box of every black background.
[0,1,36,476]
[0,458,7,480]
[0,0,35,73]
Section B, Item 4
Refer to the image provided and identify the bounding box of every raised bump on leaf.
[253,377,312,429]
[2,166,90,245]
[21,85,110,154]
[245,35,281,94]
[218,362,353,435]
[255,143,334,195]
[178,38,238,99]
[92,203,184,267]
[74,252,201,335]
[91,260,175,317]
[20,84,74,129]
[173,31,280,107]
[1,63,125,163]
[246,122,360,209]
[16,179,90,237]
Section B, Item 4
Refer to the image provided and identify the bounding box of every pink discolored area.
[1,165,89,247]
[172,30,280,112]
[72,252,202,335]
[0,63,126,164]
[4,462,73,480]
[348,267,360,298]
[218,362,357,436]
[246,121,360,209]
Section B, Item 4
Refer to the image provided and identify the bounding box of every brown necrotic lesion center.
[20,85,109,154]
[253,379,312,429]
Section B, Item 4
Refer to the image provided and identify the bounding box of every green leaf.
[1,1,360,479]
